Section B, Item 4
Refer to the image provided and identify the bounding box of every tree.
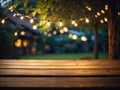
[108,0,120,59]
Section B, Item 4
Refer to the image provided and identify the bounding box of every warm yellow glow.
[20,16,24,20]
[81,36,87,41]
[69,34,72,38]
[53,31,57,35]
[30,18,34,23]
[60,29,64,34]
[104,17,108,22]
[101,10,105,14]
[71,20,75,25]
[47,20,51,26]
[33,25,37,30]
[100,19,104,24]
[105,5,108,10]
[74,23,78,27]
[95,15,98,18]
[85,18,89,23]
[97,12,101,16]
[44,31,47,35]
[23,40,29,47]
[8,6,13,10]
[1,19,5,24]
[63,27,68,32]
[59,20,63,27]
[85,6,92,11]
[14,32,18,36]
[48,33,51,37]
[13,13,16,17]
[3,0,7,4]
[15,39,22,48]
[21,31,25,35]
[72,35,78,40]
[118,12,120,16]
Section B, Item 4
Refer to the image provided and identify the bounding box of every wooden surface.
[0,60,120,88]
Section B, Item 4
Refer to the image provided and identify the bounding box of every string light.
[20,31,25,35]
[72,35,78,40]
[53,31,57,35]
[104,17,108,22]
[44,31,47,35]
[3,0,7,4]
[105,5,108,10]
[100,19,104,24]
[81,36,87,41]
[95,15,98,18]
[33,25,37,30]
[63,27,68,32]
[97,12,101,16]
[30,18,34,23]
[13,13,17,17]
[69,34,73,38]
[1,19,5,24]
[85,18,89,23]
[47,20,51,26]
[118,12,120,16]
[60,29,64,34]
[48,33,51,37]
[59,20,63,27]
[101,10,105,14]
[14,32,18,36]
[20,16,24,20]
[71,19,75,25]
[74,23,78,27]
[85,6,92,11]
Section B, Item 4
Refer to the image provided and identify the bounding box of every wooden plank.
[0,77,120,87]
[0,60,120,66]
[0,68,120,76]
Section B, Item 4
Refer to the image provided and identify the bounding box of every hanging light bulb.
[71,19,75,25]
[101,10,105,14]
[118,12,120,16]
[81,36,87,41]
[69,34,73,38]
[59,20,63,27]
[21,31,25,35]
[3,0,7,4]
[95,15,98,18]
[13,13,17,17]
[74,23,78,27]
[63,27,68,32]
[14,32,18,36]
[105,5,108,10]
[30,18,34,23]
[1,19,5,24]
[85,18,89,23]
[33,25,37,30]
[97,12,101,16]
[72,35,78,40]
[20,16,24,20]
[53,31,57,35]
[47,20,51,26]
[100,19,104,24]
[104,17,108,22]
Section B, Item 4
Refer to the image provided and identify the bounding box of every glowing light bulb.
[69,34,72,38]
[72,35,78,40]
[47,20,51,26]
[60,29,64,34]
[1,19,5,24]
[30,18,34,23]
[85,18,89,23]
[14,32,18,36]
[59,20,63,27]
[63,27,68,32]
[13,13,16,17]
[71,19,75,24]
[105,5,108,10]
[48,33,51,37]
[3,0,7,4]
[21,31,25,35]
[104,17,108,22]
[44,31,47,35]
[101,10,105,14]
[118,12,120,16]
[81,36,87,41]
[53,31,57,35]
[95,15,98,18]
[100,19,104,24]
[97,12,100,16]
[20,16,24,20]
[74,23,78,27]
[33,25,37,30]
